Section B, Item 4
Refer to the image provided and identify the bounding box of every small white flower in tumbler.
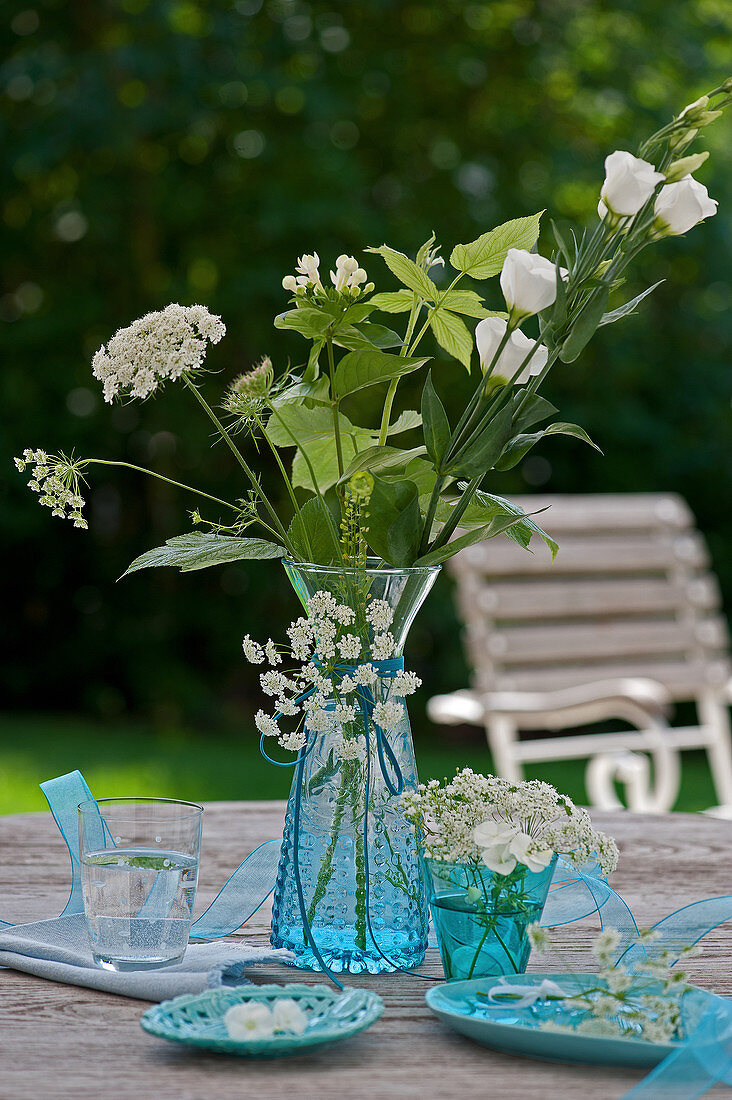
[272,998,309,1036]
[475,317,548,384]
[224,1001,276,1040]
[500,248,567,319]
[654,176,718,235]
[599,151,665,217]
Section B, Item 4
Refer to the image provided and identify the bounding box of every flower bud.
[676,95,709,122]
[663,151,709,184]
[282,275,298,292]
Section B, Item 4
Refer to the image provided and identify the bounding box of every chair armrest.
[427,678,671,732]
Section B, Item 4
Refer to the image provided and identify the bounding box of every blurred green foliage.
[2,0,731,737]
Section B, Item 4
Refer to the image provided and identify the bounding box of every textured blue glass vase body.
[425,856,557,981]
[270,561,439,975]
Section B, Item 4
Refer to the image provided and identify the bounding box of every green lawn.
[0,713,718,816]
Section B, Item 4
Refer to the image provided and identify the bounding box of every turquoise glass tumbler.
[270,560,439,975]
[424,855,557,981]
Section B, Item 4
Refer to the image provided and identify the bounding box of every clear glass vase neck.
[282,558,440,656]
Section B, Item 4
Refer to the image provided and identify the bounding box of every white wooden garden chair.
[428,493,732,814]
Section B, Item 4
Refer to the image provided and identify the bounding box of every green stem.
[429,473,482,552]
[87,459,238,513]
[183,376,296,555]
[326,337,345,481]
[259,423,313,562]
[377,292,422,446]
[419,473,446,556]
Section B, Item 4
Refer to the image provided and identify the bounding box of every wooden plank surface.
[1,802,731,1100]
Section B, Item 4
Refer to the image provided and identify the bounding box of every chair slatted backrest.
[448,493,731,702]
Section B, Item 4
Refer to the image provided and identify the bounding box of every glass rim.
[283,557,441,578]
[77,796,203,818]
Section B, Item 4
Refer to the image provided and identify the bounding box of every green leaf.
[386,409,422,435]
[275,375,330,406]
[341,302,378,324]
[543,421,602,452]
[598,281,664,327]
[357,321,403,348]
[368,290,414,313]
[421,370,451,469]
[266,404,343,447]
[274,307,332,339]
[551,219,576,265]
[511,393,558,433]
[287,497,340,565]
[122,533,285,577]
[365,475,422,566]
[559,288,610,363]
[450,212,543,280]
[415,512,532,567]
[495,421,601,471]
[430,309,473,370]
[292,428,375,491]
[439,290,491,318]
[303,338,324,382]
[332,349,430,400]
[339,444,427,482]
[447,403,514,477]
[365,245,438,300]
[457,487,558,559]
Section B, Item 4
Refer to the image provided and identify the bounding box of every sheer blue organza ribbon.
[4,760,732,1096]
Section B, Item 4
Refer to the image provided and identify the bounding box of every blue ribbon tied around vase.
[3,757,732,1097]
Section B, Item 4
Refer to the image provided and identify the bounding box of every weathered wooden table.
[1,802,731,1100]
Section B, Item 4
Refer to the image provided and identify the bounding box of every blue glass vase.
[270,560,439,975]
[424,855,558,981]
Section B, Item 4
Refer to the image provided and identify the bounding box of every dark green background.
[2,0,731,807]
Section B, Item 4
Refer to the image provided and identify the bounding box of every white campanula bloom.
[599,151,665,218]
[475,316,548,385]
[271,998,308,1035]
[654,175,718,235]
[92,303,225,404]
[392,670,421,696]
[500,249,568,319]
[330,254,369,293]
[224,1002,275,1040]
[242,635,265,663]
[295,252,323,290]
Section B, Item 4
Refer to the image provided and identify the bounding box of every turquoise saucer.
[426,973,717,1067]
[140,983,383,1057]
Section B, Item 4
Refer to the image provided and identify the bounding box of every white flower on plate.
[224,1001,275,1040]
[598,151,665,218]
[272,998,309,1035]
[654,176,718,235]
[475,317,548,384]
[500,249,567,319]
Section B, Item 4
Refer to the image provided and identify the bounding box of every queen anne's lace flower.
[14,449,88,528]
[402,766,618,874]
[92,303,225,403]
[243,592,416,753]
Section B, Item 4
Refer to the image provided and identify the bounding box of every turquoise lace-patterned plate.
[426,973,718,1068]
[140,984,383,1056]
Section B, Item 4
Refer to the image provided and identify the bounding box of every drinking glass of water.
[78,797,203,972]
